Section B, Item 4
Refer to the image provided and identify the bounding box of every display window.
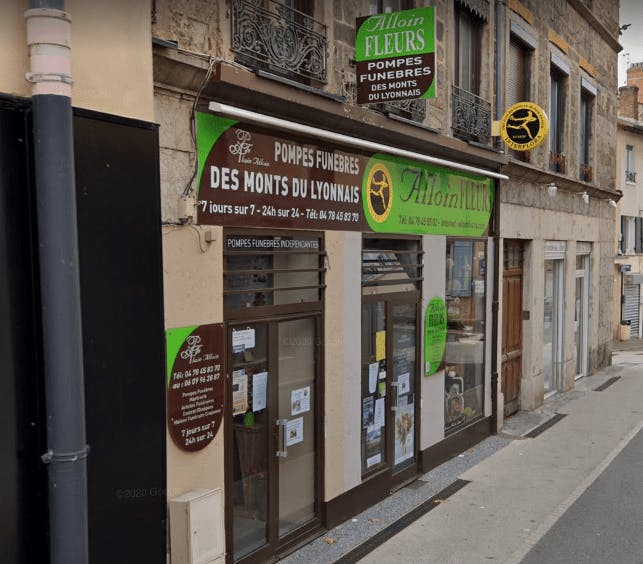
[444,239,487,432]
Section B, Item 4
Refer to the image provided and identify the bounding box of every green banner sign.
[424,297,447,376]
[362,154,494,236]
[355,7,436,104]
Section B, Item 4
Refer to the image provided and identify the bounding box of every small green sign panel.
[424,297,447,376]
[355,7,436,104]
[362,154,494,236]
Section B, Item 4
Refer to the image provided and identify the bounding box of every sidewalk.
[281,343,643,564]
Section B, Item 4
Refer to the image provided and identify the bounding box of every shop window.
[362,238,423,294]
[444,239,486,433]
[549,67,566,173]
[223,232,324,314]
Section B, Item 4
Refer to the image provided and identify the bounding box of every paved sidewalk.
[360,349,643,563]
[282,343,643,563]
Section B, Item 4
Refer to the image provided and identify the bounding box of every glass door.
[391,303,417,473]
[276,317,317,537]
[230,322,270,562]
[543,259,564,394]
[574,255,589,379]
[229,317,320,563]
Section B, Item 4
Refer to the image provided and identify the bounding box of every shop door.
[501,240,523,416]
[361,295,419,488]
[228,316,320,563]
[623,284,640,339]
[574,255,590,378]
[543,259,564,393]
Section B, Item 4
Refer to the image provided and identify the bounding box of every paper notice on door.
[366,453,381,468]
[368,362,379,393]
[232,328,255,350]
[373,398,385,428]
[375,331,386,361]
[252,371,267,412]
[285,417,304,447]
[291,386,311,416]
[397,372,410,395]
[232,369,248,415]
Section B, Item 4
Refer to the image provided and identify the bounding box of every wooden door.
[502,240,523,416]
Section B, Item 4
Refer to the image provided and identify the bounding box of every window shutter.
[507,36,526,106]
[636,217,642,254]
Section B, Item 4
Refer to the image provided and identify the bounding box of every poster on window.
[394,397,414,465]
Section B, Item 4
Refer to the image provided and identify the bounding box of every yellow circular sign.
[366,163,393,223]
[500,102,549,151]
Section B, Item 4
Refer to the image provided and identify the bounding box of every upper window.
[455,3,482,95]
[549,67,566,173]
[626,145,636,183]
[579,87,594,182]
[507,34,532,161]
[369,0,410,14]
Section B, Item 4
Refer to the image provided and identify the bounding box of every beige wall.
[0,0,154,121]
[163,225,225,497]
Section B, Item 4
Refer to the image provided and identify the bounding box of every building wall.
[497,0,619,416]
[0,0,154,121]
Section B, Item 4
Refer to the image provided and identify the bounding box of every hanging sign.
[166,324,225,452]
[500,102,549,151]
[355,7,436,104]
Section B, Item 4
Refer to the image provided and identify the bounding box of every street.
[355,346,643,564]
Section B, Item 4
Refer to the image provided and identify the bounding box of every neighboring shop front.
[161,104,502,562]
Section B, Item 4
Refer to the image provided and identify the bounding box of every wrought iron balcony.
[371,99,427,123]
[626,170,637,183]
[579,163,593,183]
[451,85,491,145]
[231,0,327,85]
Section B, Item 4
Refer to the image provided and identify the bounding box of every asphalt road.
[521,428,643,564]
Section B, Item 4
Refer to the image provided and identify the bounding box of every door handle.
[275,418,288,458]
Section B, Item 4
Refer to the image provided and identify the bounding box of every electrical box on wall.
[169,488,224,564]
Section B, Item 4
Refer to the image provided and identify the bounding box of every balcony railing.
[451,85,491,145]
[626,170,637,183]
[231,0,327,85]
[371,99,427,123]
[549,151,566,174]
[579,163,593,183]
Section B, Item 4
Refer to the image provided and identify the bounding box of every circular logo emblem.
[366,163,393,223]
[500,102,549,151]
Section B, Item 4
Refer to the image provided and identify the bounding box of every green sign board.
[355,7,436,104]
[424,297,447,376]
[362,154,494,236]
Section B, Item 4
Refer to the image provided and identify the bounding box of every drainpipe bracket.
[41,445,90,464]
[26,71,73,85]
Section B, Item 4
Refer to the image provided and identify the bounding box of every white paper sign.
[366,453,381,468]
[474,279,485,294]
[291,387,311,416]
[397,372,410,395]
[374,398,385,428]
[252,371,268,412]
[368,362,379,393]
[285,417,304,447]
[232,328,255,350]
[232,369,248,415]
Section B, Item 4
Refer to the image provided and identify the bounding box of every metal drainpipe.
[25,2,89,563]
[491,0,506,434]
